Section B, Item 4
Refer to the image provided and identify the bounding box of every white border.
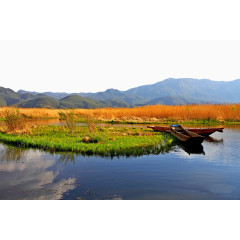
[1,0,240,40]
[0,1,239,240]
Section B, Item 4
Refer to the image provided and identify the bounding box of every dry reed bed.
[0,104,239,122]
[69,104,240,122]
[0,107,61,119]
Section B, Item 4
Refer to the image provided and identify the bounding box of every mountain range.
[1,78,240,108]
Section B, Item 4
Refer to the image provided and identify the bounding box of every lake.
[0,126,239,200]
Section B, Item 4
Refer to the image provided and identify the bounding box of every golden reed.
[0,104,239,122]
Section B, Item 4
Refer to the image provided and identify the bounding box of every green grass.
[0,126,176,157]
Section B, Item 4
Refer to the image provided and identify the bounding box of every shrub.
[232,105,237,112]
[85,114,96,133]
[3,107,27,133]
[59,110,76,135]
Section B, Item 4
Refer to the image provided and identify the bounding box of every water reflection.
[58,153,76,165]
[205,136,224,144]
[178,143,205,155]
[0,144,76,199]
[175,134,224,155]
[0,145,27,162]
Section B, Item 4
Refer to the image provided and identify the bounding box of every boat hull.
[170,125,204,144]
[147,126,224,136]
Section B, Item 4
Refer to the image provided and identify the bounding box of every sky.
[0,40,240,93]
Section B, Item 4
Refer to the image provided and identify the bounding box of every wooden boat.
[191,128,224,136]
[170,125,204,144]
[147,126,224,136]
[147,126,171,132]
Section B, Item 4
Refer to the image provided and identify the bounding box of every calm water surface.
[0,127,240,200]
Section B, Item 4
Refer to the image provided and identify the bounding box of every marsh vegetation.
[0,125,175,156]
[0,108,176,157]
[0,105,237,157]
[0,104,239,124]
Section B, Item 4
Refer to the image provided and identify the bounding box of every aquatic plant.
[0,126,176,157]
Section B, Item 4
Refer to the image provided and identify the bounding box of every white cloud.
[0,147,76,199]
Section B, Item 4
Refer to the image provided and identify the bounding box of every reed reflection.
[58,153,76,165]
[0,145,27,162]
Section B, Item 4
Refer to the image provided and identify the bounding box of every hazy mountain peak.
[105,88,121,93]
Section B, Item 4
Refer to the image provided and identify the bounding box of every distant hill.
[145,96,205,106]
[86,88,146,105]
[18,90,92,100]
[18,90,71,100]
[18,92,36,100]
[59,95,106,109]
[0,87,22,105]
[2,78,240,108]
[100,99,131,108]
[40,92,70,100]
[126,78,240,103]
[18,95,60,108]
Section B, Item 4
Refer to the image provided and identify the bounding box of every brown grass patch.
[1,107,36,134]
